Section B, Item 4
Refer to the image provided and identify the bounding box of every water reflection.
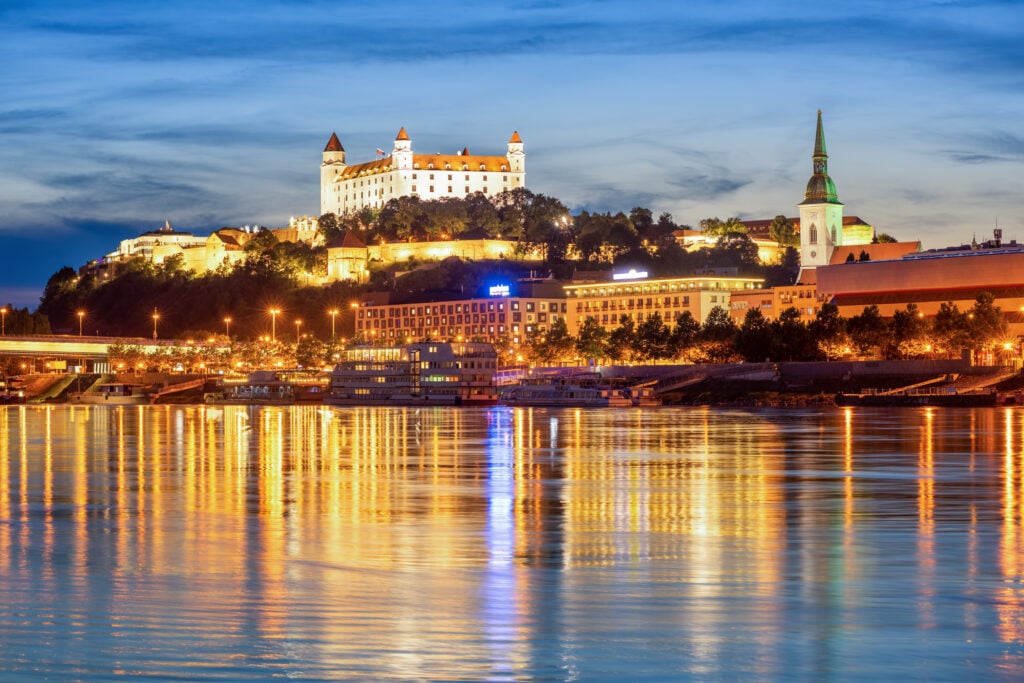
[0,404,1023,679]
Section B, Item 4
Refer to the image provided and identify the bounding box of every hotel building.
[352,282,566,347]
[565,271,764,330]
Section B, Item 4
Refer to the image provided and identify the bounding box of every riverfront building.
[321,128,526,216]
[816,236,1024,331]
[564,271,764,330]
[352,281,566,348]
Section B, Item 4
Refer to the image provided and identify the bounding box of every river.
[0,404,1022,680]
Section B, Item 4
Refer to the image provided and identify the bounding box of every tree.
[575,316,609,363]
[317,213,341,242]
[773,307,820,361]
[735,308,775,362]
[931,302,969,358]
[768,215,798,248]
[668,311,701,360]
[886,303,927,359]
[700,217,746,239]
[847,305,887,358]
[873,232,898,243]
[966,292,1007,351]
[545,318,575,364]
[606,315,636,363]
[809,303,848,359]
[635,312,671,361]
[697,306,738,363]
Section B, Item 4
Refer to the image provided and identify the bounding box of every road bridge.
[0,335,211,361]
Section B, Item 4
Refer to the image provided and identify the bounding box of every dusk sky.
[2,0,1022,308]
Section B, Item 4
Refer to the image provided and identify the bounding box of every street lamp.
[329,308,339,339]
[269,308,280,342]
[223,316,232,338]
[294,319,302,342]
[0,307,7,336]
[77,310,85,336]
[152,308,160,339]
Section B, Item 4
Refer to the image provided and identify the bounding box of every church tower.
[392,127,413,170]
[798,110,844,275]
[321,132,346,215]
[507,131,525,173]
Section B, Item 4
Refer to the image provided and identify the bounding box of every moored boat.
[835,388,997,407]
[499,373,661,408]
[70,382,151,405]
[206,370,328,405]
[324,342,498,406]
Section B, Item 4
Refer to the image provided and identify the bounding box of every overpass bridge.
[0,335,213,361]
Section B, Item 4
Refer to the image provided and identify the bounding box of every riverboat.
[205,370,327,405]
[324,342,498,406]
[0,378,26,405]
[834,388,998,407]
[499,373,661,408]
[70,382,151,405]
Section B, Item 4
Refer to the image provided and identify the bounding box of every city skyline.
[2,0,1022,308]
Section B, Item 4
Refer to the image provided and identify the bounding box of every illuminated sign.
[489,285,511,297]
[612,269,648,281]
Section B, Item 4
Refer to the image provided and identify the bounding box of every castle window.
[503,175,508,181]
[448,174,452,180]
[483,187,488,193]
[428,163,434,170]
[429,173,434,179]
[464,174,469,181]
[480,164,486,171]
[464,186,470,193]
[447,186,453,193]
[429,185,434,193]
[501,165,507,171]
[412,174,417,179]
[413,163,420,169]
[462,164,468,171]
[445,163,451,170]
[809,224,818,244]
[483,175,487,181]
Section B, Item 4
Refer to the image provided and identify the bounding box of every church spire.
[801,109,840,205]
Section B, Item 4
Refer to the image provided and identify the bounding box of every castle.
[320,128,526,216]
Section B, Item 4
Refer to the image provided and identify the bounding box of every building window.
[448,186,453,193]
[809,224,818,245]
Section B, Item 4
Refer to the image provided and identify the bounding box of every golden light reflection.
[917,407,936,629]
[5,404,1024,678]
[997,408,1024,644]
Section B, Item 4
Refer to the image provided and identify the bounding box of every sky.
[2,0,1022,308]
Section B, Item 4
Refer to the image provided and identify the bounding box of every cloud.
[668,172,752,200]
[945,130,1024,164]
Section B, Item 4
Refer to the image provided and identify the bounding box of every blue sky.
[2,0,1022,308]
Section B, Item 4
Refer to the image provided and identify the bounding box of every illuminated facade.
[564,273,764,329]
[321,128,526,216]
[353,282,566,347]
[729,283,830,323]
[815,242,1024,335]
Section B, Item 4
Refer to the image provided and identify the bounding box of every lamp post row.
[42,305,355,340]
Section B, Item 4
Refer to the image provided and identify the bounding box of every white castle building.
[320,128,525,216]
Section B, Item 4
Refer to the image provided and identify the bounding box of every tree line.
[521,294,1010,366]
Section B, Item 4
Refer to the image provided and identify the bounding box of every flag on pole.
[376,148,385,157]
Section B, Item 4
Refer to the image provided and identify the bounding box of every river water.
[1,404,1023,680]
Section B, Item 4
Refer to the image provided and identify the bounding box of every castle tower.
[798,110,843,274]
[392,127,413,170]
[507,131,525,173]
[321,132,346,215]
